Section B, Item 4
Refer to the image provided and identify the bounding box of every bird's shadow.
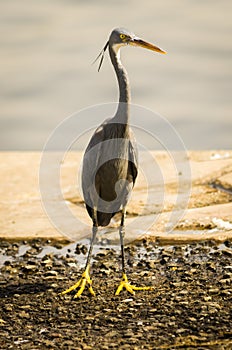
[0,282,51,298]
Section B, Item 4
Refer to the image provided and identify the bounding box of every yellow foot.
[115,273,154,296]
[59,265,95,298]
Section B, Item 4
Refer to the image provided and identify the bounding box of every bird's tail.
[97,211,115,227]
[85,204,116,227]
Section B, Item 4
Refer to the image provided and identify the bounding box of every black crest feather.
[92,41,109,72]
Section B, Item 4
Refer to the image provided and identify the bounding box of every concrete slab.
[0,151,231,242]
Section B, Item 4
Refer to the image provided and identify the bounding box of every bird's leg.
[119,207,126,276]
[115,208,154,296]
[60,209,98,298]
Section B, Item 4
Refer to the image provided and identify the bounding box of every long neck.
[109,45,130,125]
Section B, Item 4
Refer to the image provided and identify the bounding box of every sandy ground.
[0,151,232,243]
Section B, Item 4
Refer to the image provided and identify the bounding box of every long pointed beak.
[130,37,166,54]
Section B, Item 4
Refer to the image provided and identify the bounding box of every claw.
[60,264,95,298]
[115,273,154,296]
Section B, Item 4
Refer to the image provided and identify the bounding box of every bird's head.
[93,28,166,71]
[109,28,166,55]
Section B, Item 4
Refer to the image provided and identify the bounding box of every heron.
[61,28,166,298]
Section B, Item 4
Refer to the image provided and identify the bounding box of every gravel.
[0,238,231,349]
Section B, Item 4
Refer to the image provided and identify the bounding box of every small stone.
[219,278,231,285]
[81,245,88,255]
[22,264,37,272]
[44,270,58,277]
[176,328,187,334]
[18,311,30,319]
[190,268,197,273]
[4,304,13,312]
[209,288,219,294]
[105,330,118,337]
[179,290,188,295]
[203,296,212,301]
[147,260,160,269]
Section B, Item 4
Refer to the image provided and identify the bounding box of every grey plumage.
[61,28,166,298]
[82,28,138,227]
[82,120,138,226]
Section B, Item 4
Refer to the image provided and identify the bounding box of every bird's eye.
[120,34,126,40]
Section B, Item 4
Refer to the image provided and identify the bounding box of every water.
[0,1,232,150]
[1,229,231,268]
